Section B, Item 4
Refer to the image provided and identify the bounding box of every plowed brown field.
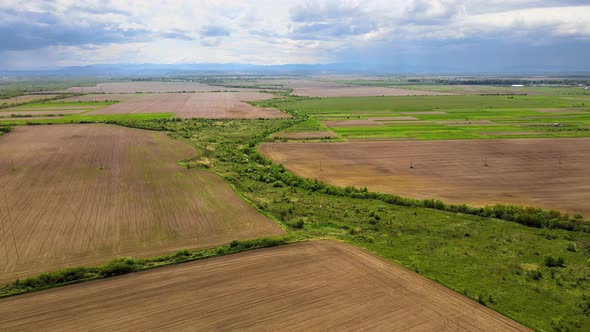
[273,131,338,139]
[259,139,590,216]
[0,125,283,283]
[81,92,288,119]
[64,81,264,93]
[0,241,529,331]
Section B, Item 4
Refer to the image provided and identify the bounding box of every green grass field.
[257,95,590,140]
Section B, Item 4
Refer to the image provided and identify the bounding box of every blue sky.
[0,0,589,72]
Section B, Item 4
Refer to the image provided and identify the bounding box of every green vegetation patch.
[256,95,590,140]
[0,113,174,125]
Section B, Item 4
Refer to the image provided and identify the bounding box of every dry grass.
[0,241,528,331]
[259,138,590,216]
[0,124,283,282]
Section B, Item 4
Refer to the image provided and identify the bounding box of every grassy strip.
[0,112,174,125]
[0,237,289,299]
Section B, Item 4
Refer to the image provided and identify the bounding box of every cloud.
[200,37,223,47]
[201,25,231,37]
[0,0,589,72]
[289,1,380,39]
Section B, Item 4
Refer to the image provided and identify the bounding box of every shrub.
[288,219,305,229]
[100,258,138,277]
[544,255,565,267]
[527,270,543,281]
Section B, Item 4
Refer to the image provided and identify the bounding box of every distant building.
[511,84,524,87]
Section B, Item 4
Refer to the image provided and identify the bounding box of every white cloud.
[0,0,588,69]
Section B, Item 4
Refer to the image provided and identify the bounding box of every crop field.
[64,81,268,93]
[259,95,590,140]
[259,138,590,216]
[0,241,528,331]
[85,92,289,119]
[0,124,283,282]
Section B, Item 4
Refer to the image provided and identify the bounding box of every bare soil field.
[85,92,289,119]
[64,81,265,93]
[0,94,58,105]
[368,116,419,121]
[436,120,496,125]
[273,131,338,139]
[401,111,448,115]
[261,80,453,97]
[0,125,283,283]
[0,241,528,331]
[259,138,590,216]
[480,132,543,136]
[324,120,384,127]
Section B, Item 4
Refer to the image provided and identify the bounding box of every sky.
[0,0,589,72]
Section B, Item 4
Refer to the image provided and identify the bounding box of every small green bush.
[544,255,565,267]
[288,219,305,229]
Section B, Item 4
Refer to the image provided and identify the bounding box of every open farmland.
[259,138,590,216]
[0,240,528,331]
[63,81,269,93]
[0,124,283,282]
[80,92,289,119]
[257,79,453,97]
[258,95,590,140]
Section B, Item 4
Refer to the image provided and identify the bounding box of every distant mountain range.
[1,63,589,77]
[0,63,378,77]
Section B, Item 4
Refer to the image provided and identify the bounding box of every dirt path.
[0,241,529,331]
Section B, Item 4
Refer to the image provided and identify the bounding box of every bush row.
[242,147,589,233]
[0,237,288,298]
